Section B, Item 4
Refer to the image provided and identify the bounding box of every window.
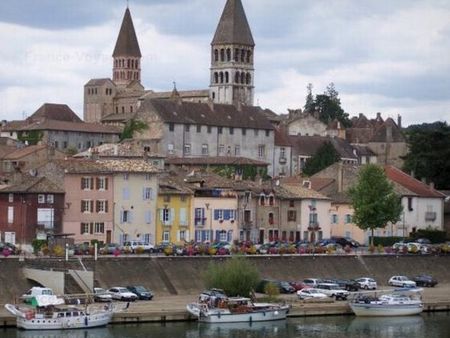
[219,144,224,155]
[196,125,201,133]
[229,127,234,135]
[96,200,108,213]
[195,208,205,226]
[143,187,153,200]
[94,222,104,234]
[163,231,170,242]
[288,210,297,222]
[162,208,170,223]
[81,177,93,190]
[289,200,295,207]
[265,130,270,137]
[185,124,190,132]
[80,223,90,234]
[259,195,265,206]
[121,210,131,223]
[37,194,45,203]
[169,123,174,132]
[280,147,286,158]
[202,144,209,155]
[331,214,338,224]
[46,194,54,204]
[184,143,191,155]
[168,143,174,154]
[408,197,413,211]
[254,129,259,136]
[8,193,13,203]
[207,126,212,134]
[180,195,187,202]
[145,210,152,224]
[97,177,108,190]
[345,214,352,224]
[145,173,151,181]
[269,195,274,206]
[244,210,251,223]
[123,173,129,180]
[234,145,240,156]
[258,145,265,159]
[218,127,223,134]
[7,206,14,223]
[179,230,186,241]
[81,200,93,213]
[242,128,246,136]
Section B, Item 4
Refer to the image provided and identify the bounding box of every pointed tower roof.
[212,0,254,46]
[113,8,141,57]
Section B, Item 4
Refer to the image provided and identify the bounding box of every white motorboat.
[187,296,290,323]
[5,295,114,330]
[349,288,423,316]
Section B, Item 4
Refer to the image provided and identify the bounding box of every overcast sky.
[0,0,449,126]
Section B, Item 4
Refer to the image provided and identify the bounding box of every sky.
[0,0,449,127]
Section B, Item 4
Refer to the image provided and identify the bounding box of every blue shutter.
[142,188,147,200]
[224,210,230,220]
[215,230,220,242]
[214,209,219,220]
[150,188,154,200]
[119,234,125,245]
[227,230,233,242]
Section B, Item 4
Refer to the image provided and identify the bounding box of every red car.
[289,281,310,291]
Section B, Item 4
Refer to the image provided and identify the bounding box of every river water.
[2,313,449,338]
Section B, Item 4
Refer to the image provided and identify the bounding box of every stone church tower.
[112,7,142,86]
[210,0,255,106]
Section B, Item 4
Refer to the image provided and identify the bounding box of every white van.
[21,287,54,303]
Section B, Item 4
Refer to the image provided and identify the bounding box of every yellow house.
[329,199,365,244]
[156,177,193,245]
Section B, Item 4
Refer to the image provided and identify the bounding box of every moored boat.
[5,295,114,330]
[349,288,423,317]
[187,292,290,323]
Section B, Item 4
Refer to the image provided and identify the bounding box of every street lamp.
[205,203,211,243]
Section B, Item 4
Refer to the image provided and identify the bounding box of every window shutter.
[80,178,83,190]
[90,177,94,189]
[105,201,108,213]
[215,230,220,241]
[90,200,94,213]
[180,208,186,225]
[80,201,84,213]
[142,187,146,200]
[214,209,219,220]
[96,200,99,212]
[90,223,93,234]
[169,208,175,225]
[150,188,154,200]
[159,209,164,222]
[128,211,133,224]
[120,211,124,224]
[176,231,180,242]
[80,223,84,234]
[105,178,108,190]
[96,177,100,190]
[227,230,233,242]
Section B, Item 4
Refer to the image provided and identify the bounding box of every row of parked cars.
[93,286,154,302]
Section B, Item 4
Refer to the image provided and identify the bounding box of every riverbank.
[1,284,449,327]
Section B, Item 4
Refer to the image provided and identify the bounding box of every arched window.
[220,49,225,61]
[241,72,245,84]
[136,60,139,68]
[246,73,251,84]
[130,106,133,113]
[234,48,239,61]
[235,72,240,83]
[241,49,245,62]
[214,49,219,62]
[115,106,118,114]
[225,72,229,83]
[121,106,125,113]
[247,50,251,63]
[214,72,219,84]
[127,59,130,68]
[226,48,231,61]
[220,72,224,83]
[131,60,134,69]
[212,92,216,99]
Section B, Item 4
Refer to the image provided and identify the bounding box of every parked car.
[289,281,310,291]
[413,275,438,287]
[0,242,18,255]
[93,287,112,302]
[121,241,154,253]
[278,281,296,294]
[297,288,328,300]
[355,277,377,290]
[416,238,431,245]
[107,287,138,301]
[388,276,417,288]
[99,243,120,255]
[21,287,54,303]
[255,279,295,294]
[302,278,323,288]
[322,279,360,291]
[331,237,361,248]
[315,283,349,300]
[127,286,154,300]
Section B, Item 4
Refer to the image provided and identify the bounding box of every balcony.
[307,222,321,231]
[279,157,287,164]
[425,212,436,221]
[194,218,207,227]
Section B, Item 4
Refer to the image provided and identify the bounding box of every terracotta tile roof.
[19,120,121,134]
[166,156,268,166]
[3,145,47,160]
[0,120,28,131]
[53,158,159,174]
[139,98,274,130]
[212,0,255,46]
[0,145,17,159]
[28,103,82,123]
[74,142,165,159]
[309,177,335,191]
[0,176,64,193]
[384,165,445,198]
[158,176,193,195]
[277,184,329,200]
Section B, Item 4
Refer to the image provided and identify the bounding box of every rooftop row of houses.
[0,153,446,251]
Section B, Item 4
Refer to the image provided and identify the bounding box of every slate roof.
[113,8,141,57]
[288,135,357,160]
[212,0,255,46]
[85,78,115,87]
[370,118,405,143]
[384,165,445,198]
[139,98,274,130]
[0,120,28,131]
[351,144,376,156]
[19,120,121,134]
[28,103,82,123]
[166,156,268,166]
[0,176,64,194]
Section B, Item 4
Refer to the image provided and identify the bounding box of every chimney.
[410,170,415,178]
[397,114,402,129]
[421,177,427,184]
[376,112,381,120]
[429,182,435,190]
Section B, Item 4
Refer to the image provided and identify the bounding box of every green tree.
[203,257,260,297]
[402,122,450,189]
[304,83,314,113]
[120,119,148,141]
[349,164,403,246]
[302,141,341,176]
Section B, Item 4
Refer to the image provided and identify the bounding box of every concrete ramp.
[68,269,94,293]
[22,268,65,295]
